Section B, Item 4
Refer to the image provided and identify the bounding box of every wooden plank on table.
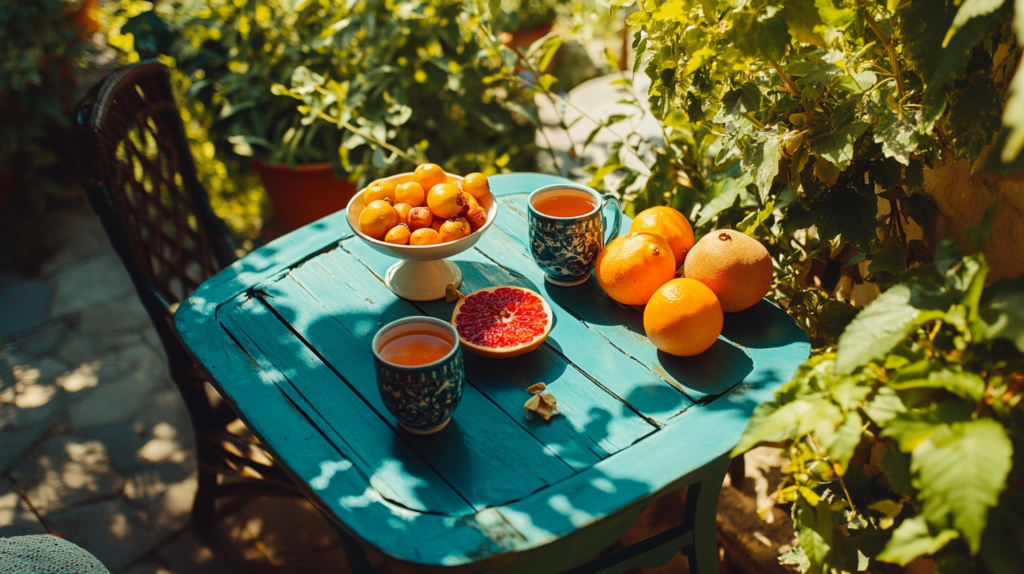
[289,245,657,469]
[492,193,756,403]
[252,262,576,510]
[221,296,477,517]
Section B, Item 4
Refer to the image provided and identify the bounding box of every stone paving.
[0,196,795,573]
[0,202,346,573]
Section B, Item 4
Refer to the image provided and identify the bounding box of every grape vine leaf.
[809,123,869,166]
[807,185,877,250]
[866,98,919,166]
[980,276,1024,352]
[912,419,1013,552]
[722,82,762,117]
[781,0,826,47]
[864,387,906,425]
[944,0,1008,47]
[880,447,915,496]
[814,0,854,29]
[741,131,781,199]
[818,411,862,471]
[901,0,1004,100]
[727,11,790,62]
[877,516,959,565]
[818,300,859,341]
[868,241,908,276]
[835,284,932,374]
[948,72,1003,163]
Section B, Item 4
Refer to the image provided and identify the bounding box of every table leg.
[681,455,730,574]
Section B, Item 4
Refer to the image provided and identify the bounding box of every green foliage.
[594,0,1023,349]
[0,0,90,268]
[734,240,1024,571]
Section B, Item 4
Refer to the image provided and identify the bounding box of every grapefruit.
[644,278,723,357]
[629,206,694,269]
[452,286,553,358]
[683,229,773,312]
[594,232,677,306]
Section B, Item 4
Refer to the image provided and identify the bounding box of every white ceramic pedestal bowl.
[346,172,498,301]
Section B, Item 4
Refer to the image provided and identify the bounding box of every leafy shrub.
[605,0,1024,571]
[0,0,90,268]
[597,0,1023,343]
[735,212,1024,573]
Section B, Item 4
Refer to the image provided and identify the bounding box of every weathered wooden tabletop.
[175,173,810,573]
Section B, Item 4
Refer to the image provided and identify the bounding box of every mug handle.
[601,194,622,244]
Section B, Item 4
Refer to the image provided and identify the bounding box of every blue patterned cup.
[372,317,464,435]
[528,183,622,286]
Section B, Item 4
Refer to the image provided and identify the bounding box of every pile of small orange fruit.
[594,206,773,357]
[358,163,491,246]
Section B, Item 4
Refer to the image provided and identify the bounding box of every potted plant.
[112,0,360,232]
[277,0,539,181]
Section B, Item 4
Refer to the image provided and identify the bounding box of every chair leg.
[192,468,218,527]
[682,456,730,574]
[728,454,746,488]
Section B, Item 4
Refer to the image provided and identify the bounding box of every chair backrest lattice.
[77,60,234,310]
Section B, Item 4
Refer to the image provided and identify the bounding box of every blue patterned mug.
[372,317,464,435]
[528,183,622,286]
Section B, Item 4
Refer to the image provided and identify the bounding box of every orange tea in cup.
[532,194,597,217]
[378,330,454,366]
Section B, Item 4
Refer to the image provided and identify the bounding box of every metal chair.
[74,59,298,524]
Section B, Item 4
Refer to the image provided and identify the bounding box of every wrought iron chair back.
[75,60,296,523]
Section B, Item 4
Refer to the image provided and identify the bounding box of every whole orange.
[629,206,694,269]
[683,229,773,312]
[644,278,723,357]
[594,232,676,306]
[414,163,447,192]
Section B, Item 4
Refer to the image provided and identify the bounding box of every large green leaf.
[878,516,959,565]
[912,419,1013,552]
[835,284,928,374]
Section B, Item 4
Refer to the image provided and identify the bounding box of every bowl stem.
[385,259,463,301]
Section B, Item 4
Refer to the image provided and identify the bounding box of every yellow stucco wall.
[923,158,1024,280]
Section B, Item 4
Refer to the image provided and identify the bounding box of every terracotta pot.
[500,22,555,51]
[70,0,100,39]
[253,160,356,233]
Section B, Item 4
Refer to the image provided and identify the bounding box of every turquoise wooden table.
[175,173,810,573]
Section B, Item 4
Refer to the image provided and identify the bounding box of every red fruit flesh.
[452,286,553,358]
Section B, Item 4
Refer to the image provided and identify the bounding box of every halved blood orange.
[451,286,553,358]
